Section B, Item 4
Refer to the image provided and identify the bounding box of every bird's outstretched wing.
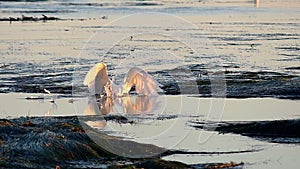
[122,67,163,95]
[83,63,109,95]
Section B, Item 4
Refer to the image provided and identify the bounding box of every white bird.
[44,88,56,103]
[83,63,163,97]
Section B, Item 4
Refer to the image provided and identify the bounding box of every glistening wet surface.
[0,0,299,168]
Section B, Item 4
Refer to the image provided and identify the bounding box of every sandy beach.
[0,0,299,168]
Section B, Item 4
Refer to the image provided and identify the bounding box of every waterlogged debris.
[203,161,244,169]
[101,15,108,20]
[104,115,134,124]
[156,115,178,120]
[161,149,261,156]
[191,118,300,143]
[0,15,60,23]
[108,159,190,169]
[41,14,59,21]
[285,66,300,70]
[0,15,96,23]
[108,159,245,169]
[68,99,76,103]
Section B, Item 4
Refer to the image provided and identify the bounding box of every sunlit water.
[0,0,299,168]
[0,1,299,96]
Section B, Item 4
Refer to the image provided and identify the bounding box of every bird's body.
[84,63,163,97]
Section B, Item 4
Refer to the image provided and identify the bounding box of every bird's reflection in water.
[83,96,161,129]
[84,95,160,116]
[44,101,57,116]
[120,96,158,114]
[84,120,107,129]
[83,98,109,129]
[84,99,101,115]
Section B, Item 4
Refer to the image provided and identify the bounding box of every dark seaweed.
[0,116,245,168]
[0,15,61,23]
[191,118,300,143]
[0,61,299,99]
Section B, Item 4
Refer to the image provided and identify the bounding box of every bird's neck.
[104,80,123,97]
